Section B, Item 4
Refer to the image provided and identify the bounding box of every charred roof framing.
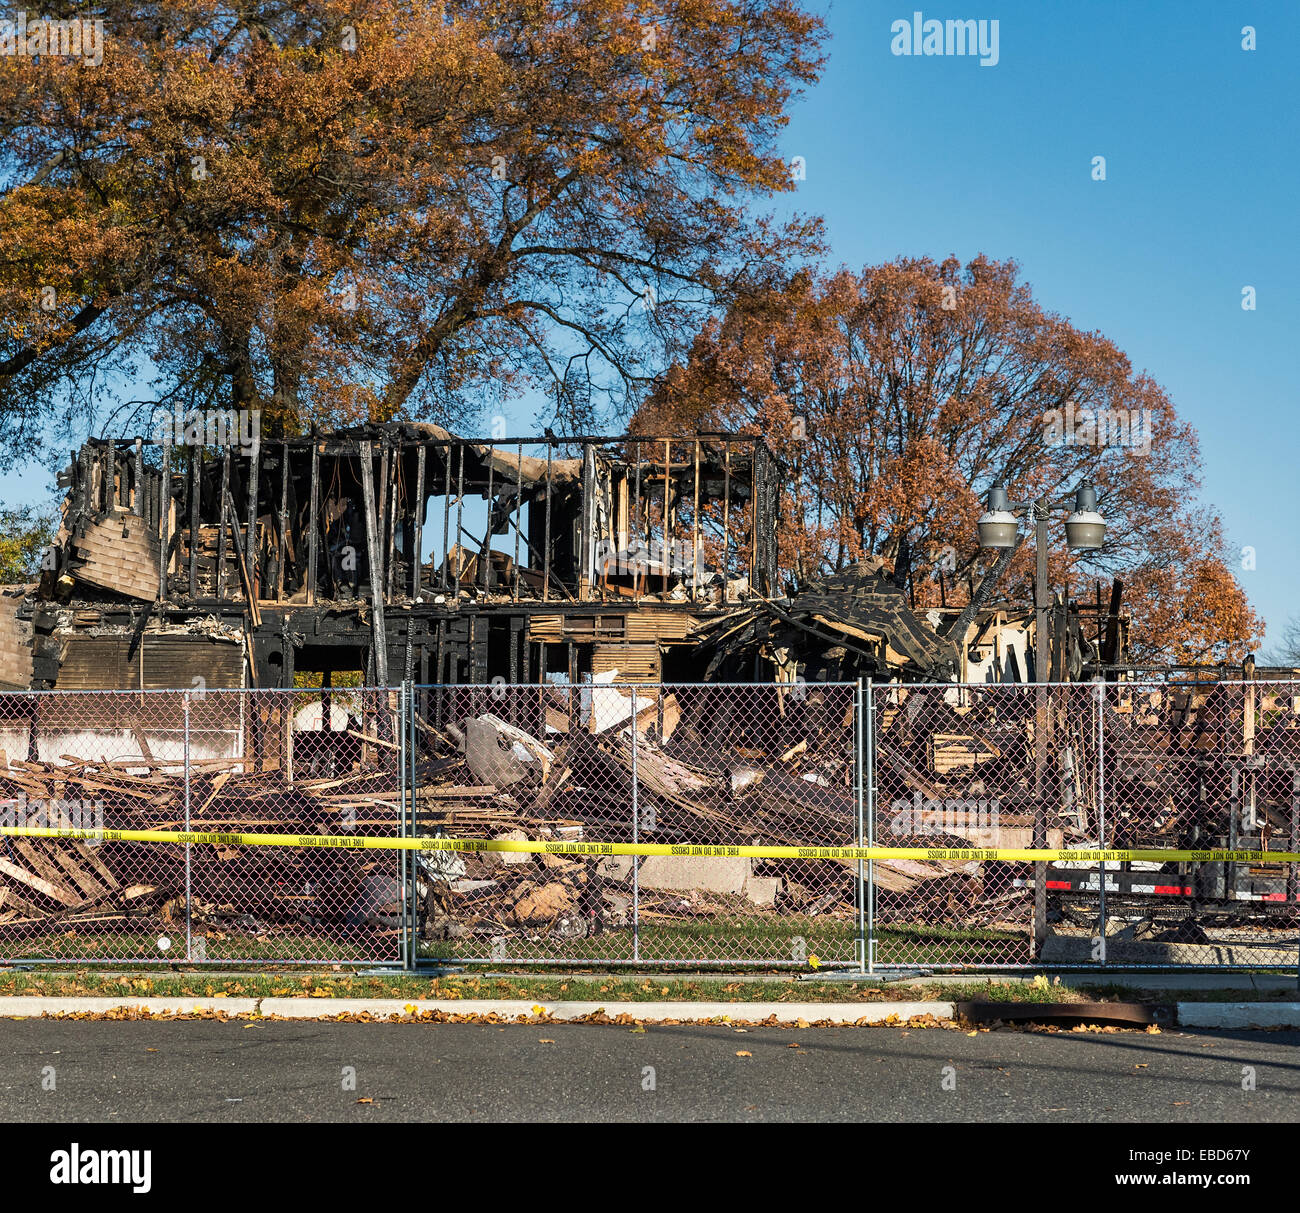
[25,425,781,692]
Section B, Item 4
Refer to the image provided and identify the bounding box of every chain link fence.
[2,679,1297,970]
[0,688,404,965]
[409,681,860,968]
[869,680,1300,970]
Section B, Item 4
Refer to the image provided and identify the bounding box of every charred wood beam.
[158,442,170,605]
[513,442,523,601]
[387,440,401,598]
[938,536,1024,640]
[188,450,200,598]
[126,598,155,662]
[1102,578,1124,666]
[222,488,261,629]
[132,438,144,517]
[454,444,464,600]
[480,441,495,592]
[358,440,389,686]
[245,424,261,600]
[411,444,425,599]
[276,441,289,601]
[216,447,231,600]
[378,434,392,598]
[307,439,320,606]
[543,443,552,603]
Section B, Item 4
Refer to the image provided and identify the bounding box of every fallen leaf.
[735,1050,752,1057]
[356,1098,374,1105]
[539,1038,555,1044]
[1134,1063,1148,1069]
[788,1042,800,1049]
[966,1030,979,1036]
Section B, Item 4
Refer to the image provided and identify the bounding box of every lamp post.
[977,483,1106,682]
[977,483,1105,953]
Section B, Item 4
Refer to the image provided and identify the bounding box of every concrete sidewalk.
[0,996,949,1024]
[1,994,1298,1028]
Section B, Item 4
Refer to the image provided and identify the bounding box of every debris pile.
[0,751,406,944]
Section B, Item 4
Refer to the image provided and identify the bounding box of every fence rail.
[1,679,1297,970]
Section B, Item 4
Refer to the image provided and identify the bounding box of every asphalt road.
[1,1021,1297,1122]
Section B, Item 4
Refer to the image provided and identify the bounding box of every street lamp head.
[977,484,1019,549]
[1065,483,1105,550]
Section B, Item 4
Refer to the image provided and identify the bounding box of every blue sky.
[770,0,1298,646]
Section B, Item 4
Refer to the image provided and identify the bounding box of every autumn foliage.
[0,5,1263,663]
[635,258,1261,663]
[0,0,825,443]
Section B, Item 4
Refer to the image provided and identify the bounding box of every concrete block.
[638,854,752,895]
[742,874,783,908]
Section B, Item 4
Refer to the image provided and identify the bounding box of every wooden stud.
[412,444,425,599]
[691,438,700,603]
[216,447,231,600]
[358,440,389,686]
[188,449,200,599]
[158,441,170,605]
[513,442,522,601]
[276,441,289,601]
[245,422,261,601]
[307,438,320,605]
[543,441,552,602]
[133,438,144,517]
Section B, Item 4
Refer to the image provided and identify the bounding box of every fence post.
[410,680,420,970]
[1097,679,1107,968]
[631,683,640,965]
[863,678,875,975]
[853,679,864,972]
[400,681,412,971]
[183,690,192,964]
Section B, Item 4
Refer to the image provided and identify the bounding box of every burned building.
[0,421,1138,698]
[6,426,788,695]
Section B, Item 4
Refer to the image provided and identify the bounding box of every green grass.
[0,931,395,964]
[872,924,1029,967]
[0,969,1292,1004]
[0,970,1034,1004]
[418,914,858,965]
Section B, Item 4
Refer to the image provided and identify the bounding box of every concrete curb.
[2,996,1296,1028]
[1174,1002,1300,1030]
[0,996,952,1024]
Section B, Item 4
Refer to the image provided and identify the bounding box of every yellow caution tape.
[1,825,1297,865]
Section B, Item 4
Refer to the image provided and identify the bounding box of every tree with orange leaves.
[0,0,825,453]
[635,257,1261,663]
